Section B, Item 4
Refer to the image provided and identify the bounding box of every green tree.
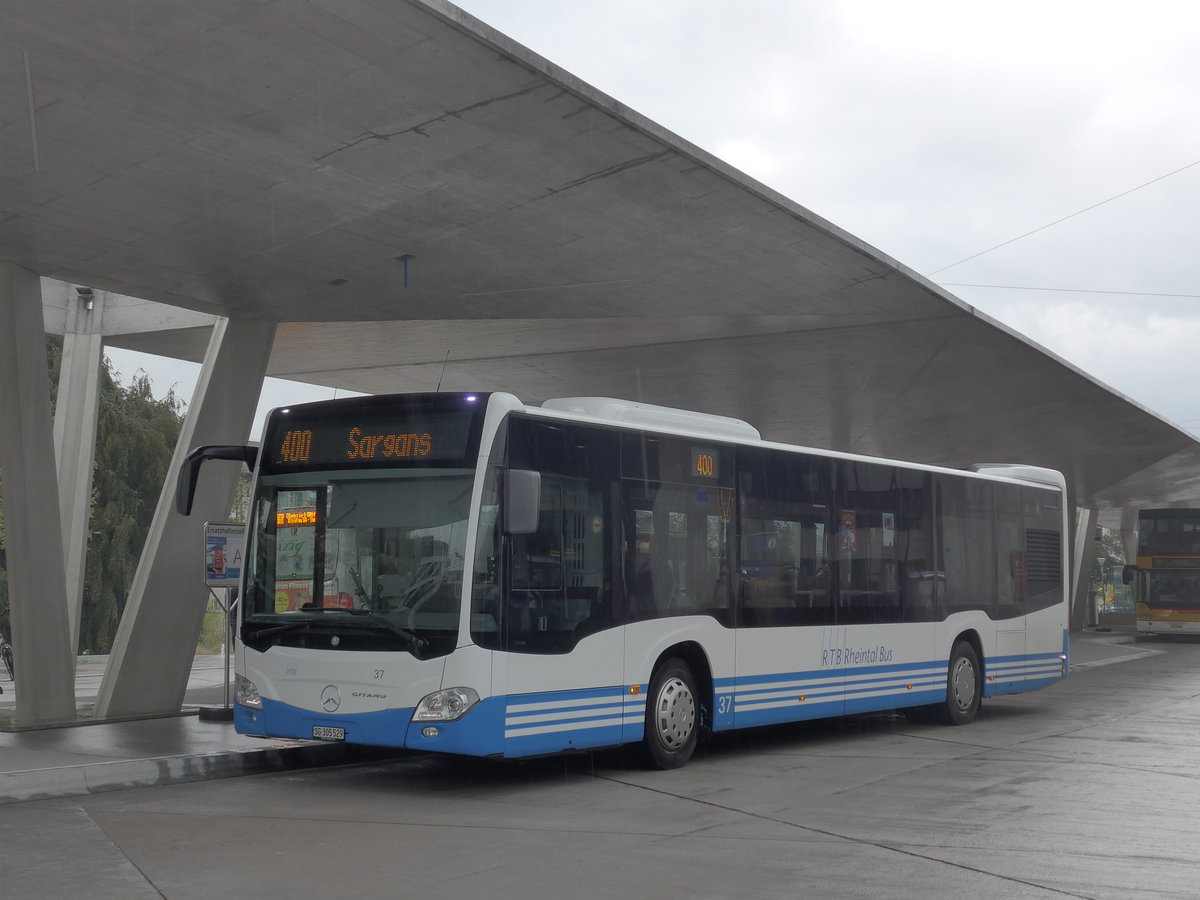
[1090,525,1130,612]
[78,364,184,653]
[0,339,185,654]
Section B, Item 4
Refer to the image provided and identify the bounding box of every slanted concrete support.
[95,317,276,719]
[1119,507,1140,567]
[0,263,77,724]
[1070,507,1098,632]
[53,288,105,654]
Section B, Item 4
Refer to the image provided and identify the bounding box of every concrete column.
[53,287,105,654]
[0,263,77,724]
[95,317,276,719]
[1119,507,1140,565]
[1070,507,1098,632]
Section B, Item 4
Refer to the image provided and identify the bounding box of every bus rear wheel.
[937,640,981,725]
[643,659,698,769]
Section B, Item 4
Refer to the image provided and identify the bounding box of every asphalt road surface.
[5,634,1197,900]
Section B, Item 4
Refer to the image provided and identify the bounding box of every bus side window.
[737,447,832,627]
[622,481,733,624]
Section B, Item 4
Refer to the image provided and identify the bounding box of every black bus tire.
[938,640,981,725]
[643,658,699,769]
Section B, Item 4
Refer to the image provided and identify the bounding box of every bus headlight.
[235,674,263,709]
[413,686,480,722]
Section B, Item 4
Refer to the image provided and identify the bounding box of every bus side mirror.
[504,469,541,535]
[176,445,258,516]
[1122,565,1135,585]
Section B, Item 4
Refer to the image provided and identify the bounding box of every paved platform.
[0,652,398,804]
[0,630,1156,806]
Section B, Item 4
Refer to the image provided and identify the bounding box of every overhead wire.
[937,284,1200,300]
[926,157,1200,276]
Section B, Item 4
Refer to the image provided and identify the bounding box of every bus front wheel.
[938,640,981,725]
[643,659,698,769]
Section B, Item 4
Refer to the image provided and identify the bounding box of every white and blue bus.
[178,392,1069,768]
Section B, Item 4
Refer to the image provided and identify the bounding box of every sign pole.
[200,522,245,723]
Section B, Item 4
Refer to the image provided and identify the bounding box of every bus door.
[483,419,626,756]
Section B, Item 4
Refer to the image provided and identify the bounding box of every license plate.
[312,725,345,741]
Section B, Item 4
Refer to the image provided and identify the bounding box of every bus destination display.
[691,447,719,479]
[262,402,481,471]
[277,426,434,464]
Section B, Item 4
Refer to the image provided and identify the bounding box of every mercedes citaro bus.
[178,392,1069,768]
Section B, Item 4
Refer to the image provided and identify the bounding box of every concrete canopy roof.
[3,0,1198,522]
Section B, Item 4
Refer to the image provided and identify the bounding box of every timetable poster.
[204,522,245,588]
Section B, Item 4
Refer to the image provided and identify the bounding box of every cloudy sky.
[108,0,1200,436]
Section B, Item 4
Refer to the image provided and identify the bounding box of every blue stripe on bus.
[238,646,1069,758]
[845,689,946,716]
[733,696,847,728]
[499,685,642,758]
[718,660,947,727]
[985,652,1066,694]
[719,653,1065,725]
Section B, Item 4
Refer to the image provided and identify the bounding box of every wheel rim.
[950,656,977,712]
[654,676,696,750]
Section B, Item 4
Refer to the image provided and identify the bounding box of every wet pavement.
[2,628,1193,899]
[0,652,393,804]
[0,631,1160,806]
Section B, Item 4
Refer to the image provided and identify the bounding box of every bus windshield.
[243,469,475,658]
[1146,571,1200,610]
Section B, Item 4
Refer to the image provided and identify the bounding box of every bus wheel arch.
[937,632,983,725]
[642,642,712,769]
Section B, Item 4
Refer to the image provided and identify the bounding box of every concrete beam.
[1121,529,1138,567]
[40,280,218,338]
[0,263,77,724]
[95,317,275,719]
[1118,507,1140,564]
[54,288,104,653]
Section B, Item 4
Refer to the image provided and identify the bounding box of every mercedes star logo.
[321,684,341,712]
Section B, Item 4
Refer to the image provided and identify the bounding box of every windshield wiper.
[245,620,318,642]
[355,614,428,654]
[244,609,428,654]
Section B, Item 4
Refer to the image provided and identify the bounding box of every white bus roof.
[541,397,761,442]
[527,395,1064,492]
